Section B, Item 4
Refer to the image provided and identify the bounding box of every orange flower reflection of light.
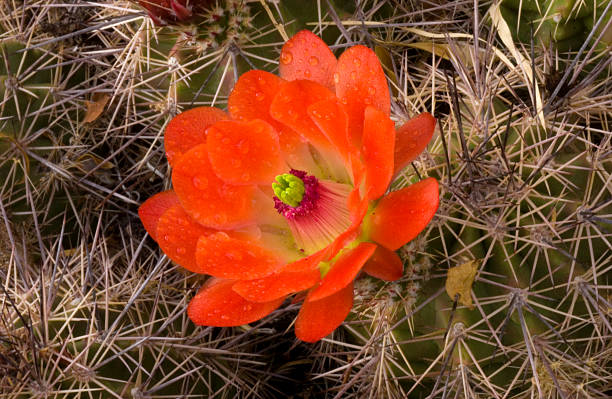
[139,30,439,342]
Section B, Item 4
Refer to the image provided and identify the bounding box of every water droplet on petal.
[280,51,293,65]
[308,56,319,66]
[367,86,376,95]
[220,315,230,320]
[364,98,372,105]
[231,159,241,168]
[333,73,340,84]
[214,214,227,224]
[350,71,358,80]
[238,140,250,154]
[163,235,170,241]
[353,58,361,67]
[192,176,208,190]
[214,232,229,241]
[176,247,186,255]
[241,172,250,181]
[304,70,311,78]
[255,92,265,101]
[312,110,322,119]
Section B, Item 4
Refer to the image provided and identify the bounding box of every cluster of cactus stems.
[1,0,611,398]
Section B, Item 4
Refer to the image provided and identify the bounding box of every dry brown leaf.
[83,93,110,123]
[446,260,479,309]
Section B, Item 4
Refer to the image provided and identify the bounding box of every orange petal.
[362,106,395,200]
[228,70,283,125]
[232,268,321,302]
[281,248,329,272]
[172,143,255,229]
[367,178,439,251]
[227,70,303,156]
[206,119,284,185]
[323,208,367,263]
[164,107,227,167]
[295,281,354,342]
[188,278,285,327]
[279,30,337,91]
[394,112,436,176]
[156,204,216,273]
[138,190,180,241]
[307,99,352,160]
[362,245,404,281]
[269,79,335,149]
[335,45,390,145]
[195,232,283,280]
[308,242,376,302]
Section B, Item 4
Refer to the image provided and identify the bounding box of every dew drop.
[367,86,376,95]
[213,231,230,241]
[163,234,170,241]
[280,51,293,65]
[308,56,319,66]
[192,176,208,190]
[176,247,186,255]
[340,97,348,105]
[229,105,239,113]
[304,70,311,78]
[231,159,241,168]
[220,315,230,320]
[255,92,265,101]
[241,172,250,182]
[238,140,250,154]
[333,72,340,84]
[311,110,322,119]
[350,71,358,80]
[227,251,243,261]
[243,304,253,311]
[364,98,372,105]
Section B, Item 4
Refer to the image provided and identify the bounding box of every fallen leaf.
[446,260,479,309]
[83,93,110,123]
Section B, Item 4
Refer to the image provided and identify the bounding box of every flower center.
[272,169,351,254]
[272,170,319,219]
[272,173,305,207]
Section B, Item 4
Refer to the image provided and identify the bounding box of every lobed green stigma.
[272,173,305,207]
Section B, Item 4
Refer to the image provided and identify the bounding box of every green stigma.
[272,173,305,207]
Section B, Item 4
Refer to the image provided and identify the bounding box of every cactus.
[2,0,611,398]
[500,0,612,50]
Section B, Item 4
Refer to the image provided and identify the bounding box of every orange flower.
[139,30,439,342]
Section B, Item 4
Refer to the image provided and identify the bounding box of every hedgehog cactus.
[500,0,612,50]
[2,1,611,398]
[0,39,72,227]
[131,0,254,113]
